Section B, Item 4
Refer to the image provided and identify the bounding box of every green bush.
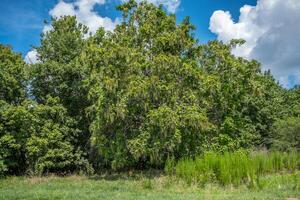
[0,98,90,175]
[164,156,176,175]
[271,117,300,151]
[0,155,7,176]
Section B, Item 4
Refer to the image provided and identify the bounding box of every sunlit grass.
[0,172,299,200]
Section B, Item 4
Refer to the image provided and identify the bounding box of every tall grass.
[168,151,300,186]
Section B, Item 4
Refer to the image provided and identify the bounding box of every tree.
[198,40,283,150]
[0,100,28,174]
[29,16,91,154]
[87,1,212,169]
[0,44,27,104]
[271,117,300,151]
[25,97,90,175]
[270,86,300,151]
[0,44,28,175]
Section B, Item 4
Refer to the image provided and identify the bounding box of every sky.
[0,0,299,88]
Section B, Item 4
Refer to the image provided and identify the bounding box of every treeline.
[0,0,299,175]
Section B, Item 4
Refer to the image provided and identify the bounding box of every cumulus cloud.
[47,0,118,33]
[122,0,180,13]
[209,0,300,87]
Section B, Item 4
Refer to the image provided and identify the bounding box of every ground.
[0,172,299,200]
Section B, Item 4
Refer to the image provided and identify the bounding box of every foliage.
[198,41,284,150]
[0,100,30,174]
[0,98,89,175]
[270,86,300,150]
[164,156,175,175]
[36,16,88,64]
[87,1,287,170]
[29,16,91,158]
[0,154,7,176]
[87,1,213,169]
[271,117,300,151]
[0,44,27,104]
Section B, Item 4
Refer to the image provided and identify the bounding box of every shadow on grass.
[89,169,164,181]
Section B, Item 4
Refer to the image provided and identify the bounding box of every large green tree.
[0,44,28,174]
[270,86,300,151]
[30,16,91,153]
[0,17,91,175]
[87,1,285,169]
[198,40,284,150]
[87,1,212,169]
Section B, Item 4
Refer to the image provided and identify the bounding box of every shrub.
[164,156,176,175]
[0,155,7,176]
[0,98,90,175]
[271,117,300,151]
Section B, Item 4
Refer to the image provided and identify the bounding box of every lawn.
[0,172,299,200]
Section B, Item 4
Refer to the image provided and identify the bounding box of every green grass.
[0,172,299,200]
[172,151,300,186]
[0,152,299,200]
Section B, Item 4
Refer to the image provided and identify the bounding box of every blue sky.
[0,0,256,55]
[176,0,256,43]
[0,0,299,87]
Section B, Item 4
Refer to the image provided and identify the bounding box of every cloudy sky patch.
[209,0,300,87]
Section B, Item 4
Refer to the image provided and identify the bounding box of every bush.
[271,117,300,151]
[0,98,90,175]
[0,100,30,174]
[164,156,176,176]
[0,155,7,176]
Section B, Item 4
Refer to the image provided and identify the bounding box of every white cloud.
[209,0,300,87]
[25,49,39,64]
[49,1,77,17]
[122,0,180,13]
[49,0,118,33]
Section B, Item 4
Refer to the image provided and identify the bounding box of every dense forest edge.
[0,0,299,187]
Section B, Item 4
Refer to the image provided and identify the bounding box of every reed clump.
[168,151,299,186]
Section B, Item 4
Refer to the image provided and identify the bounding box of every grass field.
[0,172,299,200]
